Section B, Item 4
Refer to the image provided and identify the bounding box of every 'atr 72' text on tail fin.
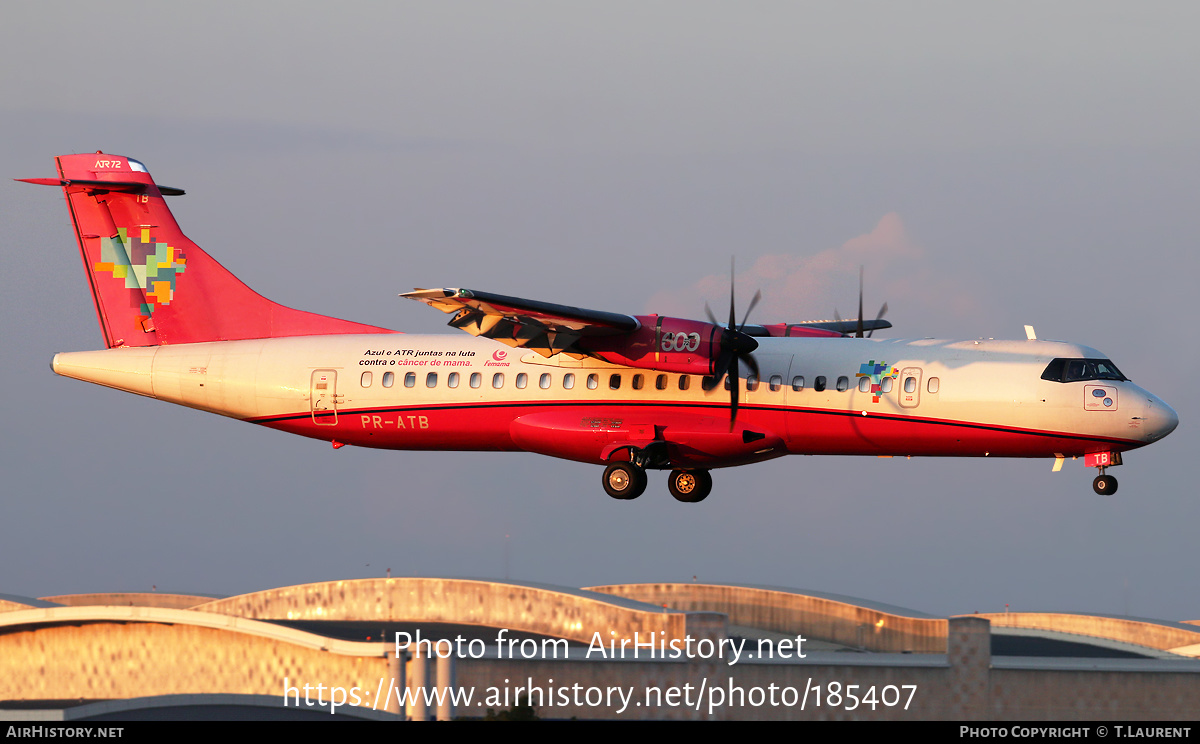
[19,151,395,348]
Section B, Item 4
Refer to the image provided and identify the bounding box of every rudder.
[21,152,394,347]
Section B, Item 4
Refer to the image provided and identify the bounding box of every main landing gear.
[601,463,712,502]
[602,462,647,500]
[667,469,712,503]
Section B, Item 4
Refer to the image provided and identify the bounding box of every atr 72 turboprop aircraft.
[23,152,1178,502]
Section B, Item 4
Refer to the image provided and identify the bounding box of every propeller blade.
[729,356,740,431]
[739,290,761,330]
[728,258,737,330]
[712,347,734,381]
[867,301,889,338]
[856,267,865,338]
[705,302,719,326]
[743,352,760,381]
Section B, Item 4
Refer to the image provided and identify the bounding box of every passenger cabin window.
[587,374,599,390]
[540,373,551,389]
[447,372,459,388]
[836,376,849,392]
[492,373,504,389]
[792,376,805,391]
[814,376,826,392]
[656,374,668,391]
[382,371,394,388]
[927,377,940,394]
[746,375,759,392]
[426,372,437,388]
[769,375,782,392]
[881,377,893,393]
[632,374,644,390]
[609,374,621,390]
[858,376,871,393]
[678,376,691,391]
[563,373,575,389]
[904,376,917,393]
[702,376,719,391]
[361,371,372,387]
[405,372,416,388]
[1040,358,1128,383]
[470,372,482,389]
[516,373,528,389]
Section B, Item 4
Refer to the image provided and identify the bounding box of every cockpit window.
[127,158,149,173]
[1041,358,1127,383]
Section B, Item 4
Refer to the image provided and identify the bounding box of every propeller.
[704,259,760,430]
[837,267,889,338]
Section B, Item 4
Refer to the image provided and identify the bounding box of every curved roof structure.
[40,593,221,609]
[587,582,948,653]
[975,612,1200,656]
[192,577,715,645]
[0,605,385,656]
[0,594,60,612]
[0,605,388,705]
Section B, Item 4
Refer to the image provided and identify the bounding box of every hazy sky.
[1,3,1197,621]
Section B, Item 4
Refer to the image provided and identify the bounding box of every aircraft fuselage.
[51,333,1177,469]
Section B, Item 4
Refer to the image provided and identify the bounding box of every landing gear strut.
[603,462,647,500]
[668,469,712,503]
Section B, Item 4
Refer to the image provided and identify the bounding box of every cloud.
[645,213,982,330]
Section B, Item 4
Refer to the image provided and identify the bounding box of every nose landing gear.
[1085,453,1122,495]
[1092,470,1118,495]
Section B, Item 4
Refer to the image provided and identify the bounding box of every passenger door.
[311,369,340,425]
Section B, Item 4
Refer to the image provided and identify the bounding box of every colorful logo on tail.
[856,360,898,403]
[94,227,186,323]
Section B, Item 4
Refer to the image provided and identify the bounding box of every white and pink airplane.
[23,152,1178,502]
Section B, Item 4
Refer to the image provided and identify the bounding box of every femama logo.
[484,348,511,367]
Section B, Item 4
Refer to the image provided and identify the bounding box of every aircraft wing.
[742,319,893,337]
[401,288,639,357]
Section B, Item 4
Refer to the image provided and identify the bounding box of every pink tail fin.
[21,152,394,347]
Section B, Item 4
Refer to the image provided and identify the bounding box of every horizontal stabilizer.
[16,178,186,196]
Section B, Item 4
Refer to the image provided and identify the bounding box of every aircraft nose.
[1142,395,1179,442]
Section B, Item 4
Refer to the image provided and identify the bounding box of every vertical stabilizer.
[21,152,395,347]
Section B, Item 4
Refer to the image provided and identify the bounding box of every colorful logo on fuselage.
[94,227,186,322]
[856,360,898,403]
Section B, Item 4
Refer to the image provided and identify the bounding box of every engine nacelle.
[581,316,722,376]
